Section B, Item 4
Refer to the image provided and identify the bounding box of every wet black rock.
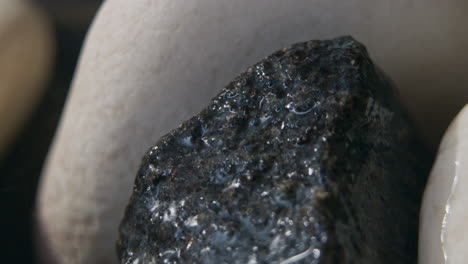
[117,36,430,264]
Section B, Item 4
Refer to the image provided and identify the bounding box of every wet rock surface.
[117,37,430,263]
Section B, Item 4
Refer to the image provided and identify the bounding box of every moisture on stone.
[117,36,430,264]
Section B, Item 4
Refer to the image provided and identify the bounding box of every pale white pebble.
[419,105,468,264]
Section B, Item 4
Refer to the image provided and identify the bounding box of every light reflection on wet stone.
[117,37,430,263]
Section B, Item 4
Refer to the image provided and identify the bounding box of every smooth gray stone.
[38,1,468,262]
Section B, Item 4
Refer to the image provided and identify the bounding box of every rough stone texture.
[117,37,430,264]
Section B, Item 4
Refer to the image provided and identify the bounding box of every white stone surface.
[0,0,53,156]
[36,0,468,263]
[419,105,468,264]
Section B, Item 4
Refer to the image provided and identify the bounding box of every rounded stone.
[37,0,468,263]
[0,0,53,156]
[419,104,468,264]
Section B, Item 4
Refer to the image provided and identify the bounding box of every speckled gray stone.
[117,37,430,264]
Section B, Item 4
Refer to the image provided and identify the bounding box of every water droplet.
[149,200,160,212]
[180,136,194,147]
[148,164,156,172]
[313,249,321,258]
[258,97,265,109]
[260,115,271,124]
[225,90,238,98]
[285,102,312,115]
[184,215,199,227]
[163,203,177,222]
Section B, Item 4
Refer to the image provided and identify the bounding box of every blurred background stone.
[0,1,102,263]
[0,0,53,158]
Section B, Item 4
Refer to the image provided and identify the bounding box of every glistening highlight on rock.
[117,37,430,263]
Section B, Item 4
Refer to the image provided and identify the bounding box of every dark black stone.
[117,36,430,264]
